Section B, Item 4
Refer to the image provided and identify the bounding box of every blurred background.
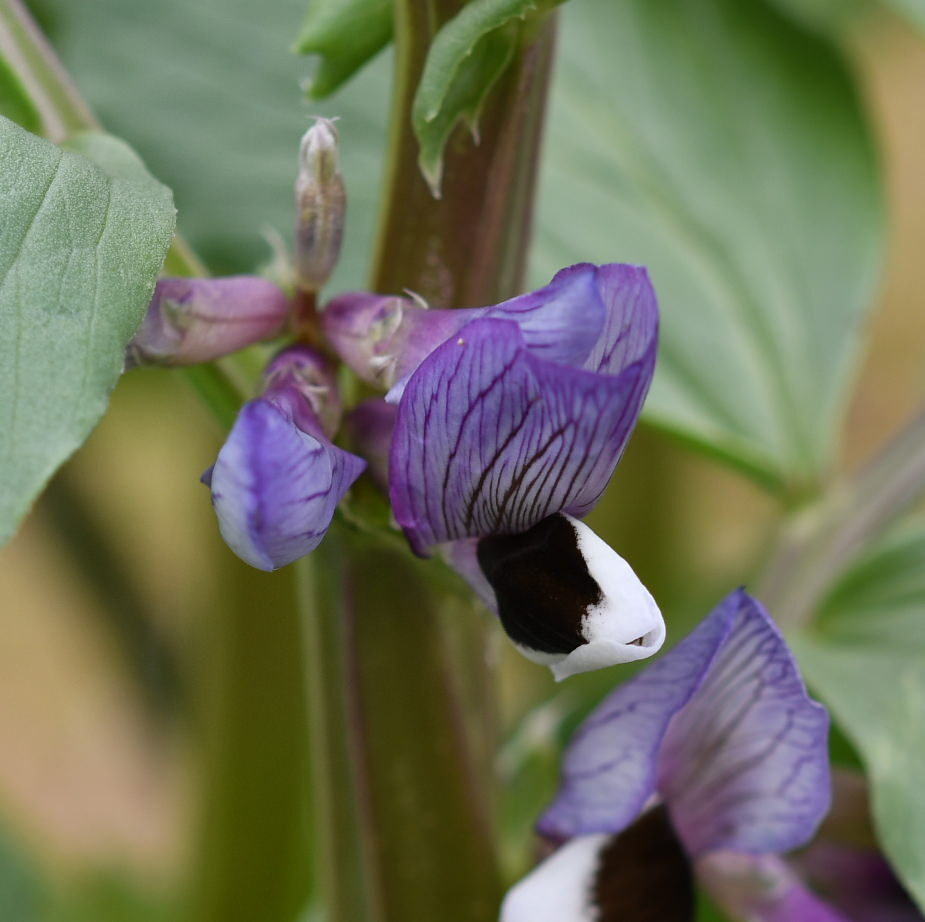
[0,0,923,918]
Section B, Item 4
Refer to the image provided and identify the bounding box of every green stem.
[0,0,97,141]
[758,406,925,627]
[373,3,556,304]
[303,5,557,921]
[0,0,243,423]
[300,526,501,922]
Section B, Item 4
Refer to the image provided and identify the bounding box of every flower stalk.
[758,404,925,627]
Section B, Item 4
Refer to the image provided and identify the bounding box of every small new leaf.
[0,119,175,544]
[412,0,558,196]
[293,0,394,99]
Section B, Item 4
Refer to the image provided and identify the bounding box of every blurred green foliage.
[533,0,883,491]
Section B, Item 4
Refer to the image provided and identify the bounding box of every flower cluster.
[122,119,884,922]
[503,590,833,921]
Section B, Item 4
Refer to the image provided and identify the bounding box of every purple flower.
[207,345,365,570]
[502,590,832,921]
[127,276,290,367]
[324,264,663,679]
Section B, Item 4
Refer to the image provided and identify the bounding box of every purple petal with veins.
[538,594,732,839]
[209,398,364,571]
[389,317,652,554]
[323,264,656,402]
[661,592,830,856]
[539,590,830,859]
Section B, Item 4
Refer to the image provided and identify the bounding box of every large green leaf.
[0,117,175,544]
[41,0,391,285]
[293,0,393,99]
[794,522,925,912]
[412,0,556,192]
[533,0,883,488]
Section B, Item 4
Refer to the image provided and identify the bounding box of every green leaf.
[0,55,41,133]
[793,522,925,913]
[293,0,393,98]
[412,0,554,194]
[0,117,175,544]
[533,0,884,489]
[42,0,391,286]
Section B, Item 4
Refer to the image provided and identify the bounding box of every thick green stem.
[758,406,925,627]
[301,526,501,922]
[303,5,557,921]
[373,3,556,305]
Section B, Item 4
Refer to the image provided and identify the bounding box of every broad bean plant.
[0,0,924,920]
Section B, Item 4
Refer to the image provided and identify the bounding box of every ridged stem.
[302,4,557,920]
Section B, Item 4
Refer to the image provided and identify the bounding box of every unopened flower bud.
[262,344,342,439]
[127,276,290,368]
[294,118,346,292]
[207,344,364,571]
[321,292,410,387]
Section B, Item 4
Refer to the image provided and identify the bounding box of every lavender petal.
[323,264,657,403]
[538,597,734,839]
[661,591,831,856]
[389,317,650,554]
[210,399,365,570]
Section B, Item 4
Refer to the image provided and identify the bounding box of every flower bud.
[126,276,290,368]
[294,118,346,292]
[262,344,342,439]
[321,292,410,387]
[321,289,470,393]
[207,344,364,571]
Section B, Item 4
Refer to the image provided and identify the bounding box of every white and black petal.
[502,806,695,922]
[476,514,664,680]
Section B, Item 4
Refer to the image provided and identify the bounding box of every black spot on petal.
[593,805,695,922]
[476,514,601,655]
